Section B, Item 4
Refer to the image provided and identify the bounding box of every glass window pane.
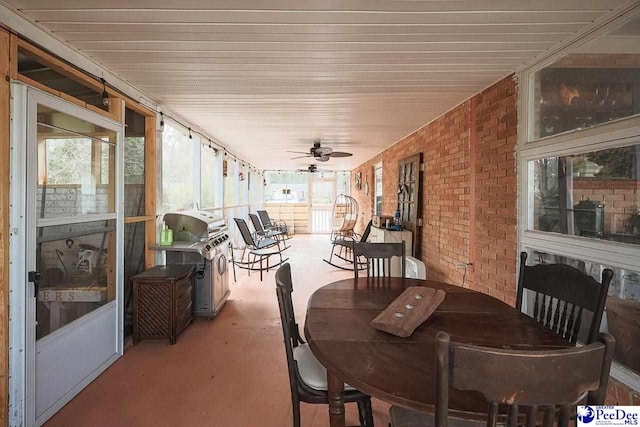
[375,166,383,216]
[37,105,117,219]
[524,248,640,374]
[337,171,350,196]
[264,171,308,203]
[201,145,218,209]
[311,180,334,205]
[531,15,640,140]
[249,171,264,206]
[224,159,238,207]
[238,164,249,206]
[19,48,109,112]
[124,108,146,217]
[162,124,194,212]
[36,220,116,339]
[531,144,640,245]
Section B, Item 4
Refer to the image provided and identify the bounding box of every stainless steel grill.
[152,210,230,318]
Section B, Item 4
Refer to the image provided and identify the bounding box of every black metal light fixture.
[100,77,110,107]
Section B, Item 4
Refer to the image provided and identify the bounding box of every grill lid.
[163,210,226,241]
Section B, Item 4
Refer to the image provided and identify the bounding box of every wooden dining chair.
[389,331,615,427]
[517,251,613,344]
[353,241,406,279]
[275,263,374,427]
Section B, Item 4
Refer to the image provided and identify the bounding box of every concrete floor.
[46,235,391,427]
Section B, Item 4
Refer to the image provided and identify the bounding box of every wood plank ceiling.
[5,0,630,170]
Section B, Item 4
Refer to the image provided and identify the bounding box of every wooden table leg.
[327,370,346,427]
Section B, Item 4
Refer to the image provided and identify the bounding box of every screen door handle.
[28,271,41,297]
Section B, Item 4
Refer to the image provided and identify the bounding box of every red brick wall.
[351,101,471,287]
[351,75,517,301]
[472,77,519,305]
[607,378,640,405]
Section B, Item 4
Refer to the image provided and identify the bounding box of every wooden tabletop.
[304,277,571,426]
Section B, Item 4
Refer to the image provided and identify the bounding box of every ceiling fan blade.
[328,151,353,158]
[316,155,330,162]
[287,151,311,155]
[290,155,311,160]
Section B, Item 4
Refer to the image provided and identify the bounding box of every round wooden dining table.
[304,277,571,427]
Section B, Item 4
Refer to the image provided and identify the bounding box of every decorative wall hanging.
[355,172,362,190]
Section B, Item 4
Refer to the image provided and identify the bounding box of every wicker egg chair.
[323,194,369,270]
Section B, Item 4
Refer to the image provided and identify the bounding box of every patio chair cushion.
[293,343,356,392]
[389,406,485,427]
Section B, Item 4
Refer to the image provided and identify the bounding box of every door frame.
[9,83,125,426]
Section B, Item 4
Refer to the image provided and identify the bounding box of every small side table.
[132,265,194,345]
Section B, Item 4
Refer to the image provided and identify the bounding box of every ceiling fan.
[288,139,353,162]
[296,164,331,173]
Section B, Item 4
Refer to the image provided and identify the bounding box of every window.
[374,164,383,216]
[249,170,264,207]
[523,249,639,374]
[529,15,640,141]
[201,145,219,209]
[162,123,195,212]
[124,108,145,217]
[19,47,109,112]
[224,159,238,207]
[37,104,116,218]
[520,10,640,389]
[237,163,249,207]
[264,171,308,203]
[337,171,351,196]
[531,145,639,245]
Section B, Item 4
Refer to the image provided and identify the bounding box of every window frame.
[517,5,640,391]
[121,101,157,270]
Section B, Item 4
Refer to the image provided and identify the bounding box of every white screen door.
[24,89,124,426]
[309,176,336,233]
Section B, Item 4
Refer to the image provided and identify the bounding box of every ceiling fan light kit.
[296,164,332,174]
[287,139,353,163]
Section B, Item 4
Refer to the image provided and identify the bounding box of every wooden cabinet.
[368,226,412,253]
[132,265,194,345]
[367,226,412,277]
